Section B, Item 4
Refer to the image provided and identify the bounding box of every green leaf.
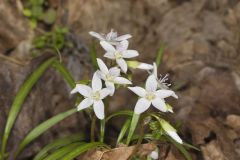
[23,9,32,17]
[1,57,56,156]
[89,44,98,69]
[31,5,43,18]
[61,142,108,160]
[129,134,154,142]
[183,142,200,151]
[42,142,85,160]
[52,60,75,88]
[52,34,64,50]
[106,110,133,122]
[155,44,165,67]
[30,19,38,29]
[30,0,44,6]
[42,9,56,24]
[167,136,192,160]
[34,134,85,160]
[116,119,131,145]
[15,108,78,157]
[126,113,140,145]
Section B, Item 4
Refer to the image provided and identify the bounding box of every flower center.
[105,74,114,82]
[145,92,156,101]
[92,91,100,101]
[115,52,122,59]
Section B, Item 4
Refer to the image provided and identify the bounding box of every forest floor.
[0,0,240,159]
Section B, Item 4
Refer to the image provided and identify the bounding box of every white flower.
[96,58,132,95]
[152,63,171,89]
[89,29,132,45]
[70,73,111,119]
[149,150,159,160]
[126,60,153,70]
[160,119,183,144]
[100,40,139,73]
[137,63,154,70]
[128,75,178,114]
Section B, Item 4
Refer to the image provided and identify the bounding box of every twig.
[0,54,29,66]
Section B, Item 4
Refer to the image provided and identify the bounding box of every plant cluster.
[22,0,57,28]
[0,30,196,160]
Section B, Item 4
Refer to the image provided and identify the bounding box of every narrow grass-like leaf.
[116,119,131,145]
[34,134,85,160]
[155,44,165,67]
[167,136,192,160]
[62,142,108,160]
[89,44,98,69]
[129,134,155,142]
[1,57,56,156]
[183,142,200,151]
[126,113,140,145]
[42,142,85,160]
[106,110,133,122]
[15,108,78,157]
[52,60,75,88]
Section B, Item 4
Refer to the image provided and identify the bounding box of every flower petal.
[99,88,111,99]
[153,63,158,78]
[115,34,132,41]
[128,87,146,97]
[77,98,93,111]
[116,58,128,73]
[122,50,139,58]
[106,30,117,40]
[145,75,158,92]
[109,67,120,77]
[166,131,183,144]
[70,84,92,97]
[156,89,178,98]
[100,41,116,52]
[89,31,105,41]
[156,90,178,99]
[137,63,153,70]
[97,58,109,74]
[149,151,159,160]
[114,77,132,84]
[106,82,115,96]
[104,52,115,59]
[116,40,129,51]
[96,70,106,80]
[152,98,167,112]
[134,98,151,114]
[93,100,105,119]
[92,72,102,91]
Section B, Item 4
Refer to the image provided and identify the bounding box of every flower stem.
[100,119,105,143]
[128,120,145,160]
[126,113,140,145]
[91,115,96,142]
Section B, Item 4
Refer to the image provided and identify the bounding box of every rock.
[201,140,226,160]
[0,1,32,56]
[226,115,240,132]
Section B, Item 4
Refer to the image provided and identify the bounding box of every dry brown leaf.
[78,143,156,160]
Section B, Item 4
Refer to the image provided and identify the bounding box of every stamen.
[92,91,100,101]
[105,74,114,82]
[115,52,122,59]
[158,73,171,89]
[145,92,156,101]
